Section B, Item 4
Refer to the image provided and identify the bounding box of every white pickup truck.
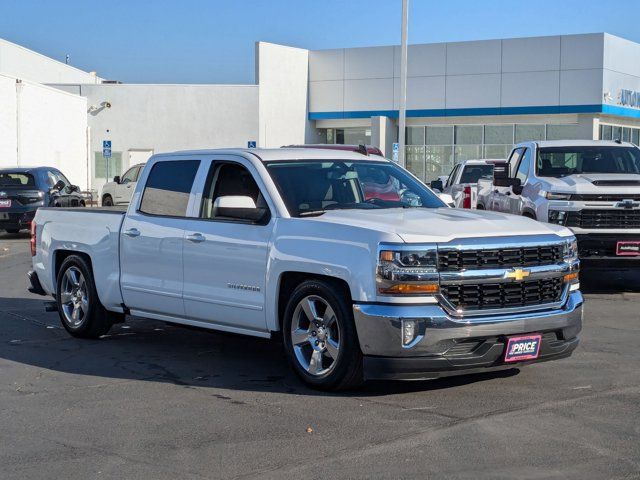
[430,159,504,208]
[28,148,583,390]
[477,140,640,265]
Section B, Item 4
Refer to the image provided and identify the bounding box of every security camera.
[101,101,112,109]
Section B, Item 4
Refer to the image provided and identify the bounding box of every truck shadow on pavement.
[1,296,521,397]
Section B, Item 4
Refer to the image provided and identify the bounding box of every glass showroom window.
[483,125,513,160]
[600,124,612,141]
[612,126,622,141]
[515,124,545,143]
[406,126,425,146]
[623,127,631,143]
[633,129,640,146]
[406,146,426,181]
[453,125,483,162]
[425,126,454,180]
[546,124,580,141]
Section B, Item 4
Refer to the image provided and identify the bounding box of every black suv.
[0,167,85,233]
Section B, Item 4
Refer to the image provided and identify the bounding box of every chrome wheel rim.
[60,267,88,327]
[290,295,340,376]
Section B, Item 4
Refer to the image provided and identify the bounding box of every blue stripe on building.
[308,104,640,120]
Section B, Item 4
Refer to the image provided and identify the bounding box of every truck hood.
[541,173,640,194]
[308,208,570,243]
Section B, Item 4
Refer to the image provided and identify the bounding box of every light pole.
[398,0,409,168]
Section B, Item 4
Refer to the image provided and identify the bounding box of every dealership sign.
[619,89,640,108]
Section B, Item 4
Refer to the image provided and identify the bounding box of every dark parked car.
[0,166,85,233]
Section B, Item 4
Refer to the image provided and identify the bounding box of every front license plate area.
[617,241,640,256]
[0,199,11,208]
[504,334,542,363]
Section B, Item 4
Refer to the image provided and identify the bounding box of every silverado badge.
[505,268,530,281]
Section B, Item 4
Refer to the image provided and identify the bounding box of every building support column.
[371,116,396,159]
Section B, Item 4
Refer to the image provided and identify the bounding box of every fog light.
[402,319,419,347]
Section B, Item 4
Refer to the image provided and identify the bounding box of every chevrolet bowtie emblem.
[505,268,530,281]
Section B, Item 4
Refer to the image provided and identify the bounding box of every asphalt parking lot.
[1,232,639,480]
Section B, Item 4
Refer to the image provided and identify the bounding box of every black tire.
[102,195,114,207]
[282,279,363,391]
[476,204,485,210]
[4,228,20,234]
[56,255,113,338]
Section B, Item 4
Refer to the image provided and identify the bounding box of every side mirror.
[511,179,523,195]
[430,179,444,192]
[213,196,269,223]
[69,185,80,193]
[113,176,121,184]
[50,180,66,192]
[492,163,510,186]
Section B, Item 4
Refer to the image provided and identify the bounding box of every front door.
[114,165,139,204]
[506,147,531,215]
[492,148,524,212]
[182,157,272,334]
[120,158,200,318]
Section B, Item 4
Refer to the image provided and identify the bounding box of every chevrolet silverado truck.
[476,140,640,265]
[28,148,582,390]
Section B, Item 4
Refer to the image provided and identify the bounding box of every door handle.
[186,233,205,243]
[123,228,140,238]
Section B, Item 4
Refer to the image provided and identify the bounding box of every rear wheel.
[102,195,114,206]
[4,228,20,234]
[56,255,113,338]
[282,279,363,391]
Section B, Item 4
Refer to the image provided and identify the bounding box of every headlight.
[563,238,578,262]
[377,246,439,295]
[542,190,572,200]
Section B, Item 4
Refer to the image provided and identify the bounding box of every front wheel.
[4,228,20,234]
[102,195,114,206]
[282,280,363,390]
[56,255,113,338]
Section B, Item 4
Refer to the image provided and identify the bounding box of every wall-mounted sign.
[619,89,640,109]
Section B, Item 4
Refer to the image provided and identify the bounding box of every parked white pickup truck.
[430,159,504,208]
[28,148,582,390]
[477,140,640,264]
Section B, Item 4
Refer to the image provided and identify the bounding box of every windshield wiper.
[299,210,326,217]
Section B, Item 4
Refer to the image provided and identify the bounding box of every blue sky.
[1,0,639,84]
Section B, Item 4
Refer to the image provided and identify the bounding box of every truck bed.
[33,206,127,311]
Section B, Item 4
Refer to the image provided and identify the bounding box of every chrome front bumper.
[353,291,583,380]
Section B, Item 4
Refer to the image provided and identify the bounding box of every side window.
[200,162,268,222]
[508,148,524,177]
[45,171,57,188]
[139,160,200,217]
[515,148,531,183]
[134,165,144,181]
[121,167,137,183]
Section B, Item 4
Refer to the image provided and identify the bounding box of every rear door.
[119,157,200,318]
[182,156,273,333]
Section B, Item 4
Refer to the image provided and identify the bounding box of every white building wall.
[257,42,311,147]
[0,74,88,188]
[309,33,608,115]
[51,83,259,191]
[0,38,102,84]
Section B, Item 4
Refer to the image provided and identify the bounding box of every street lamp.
[398,0,409,167]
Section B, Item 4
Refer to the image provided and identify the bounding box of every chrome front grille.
[438,245,563,271]
[440,277,564,311]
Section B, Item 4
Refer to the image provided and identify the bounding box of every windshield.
[265,160,445,217]
[459,164,494,183]
[537,146,640,177]
[0,172,35,187]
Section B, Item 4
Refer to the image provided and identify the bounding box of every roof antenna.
[357,144,369,156]
[614,138,622,144]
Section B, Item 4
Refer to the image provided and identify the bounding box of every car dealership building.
[1,32,640,192]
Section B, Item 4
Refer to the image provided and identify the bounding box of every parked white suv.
[28,148,582,390]
[477,140,640,263]
[100,163,145,206]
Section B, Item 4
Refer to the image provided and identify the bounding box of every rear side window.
[139,160,200,217]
